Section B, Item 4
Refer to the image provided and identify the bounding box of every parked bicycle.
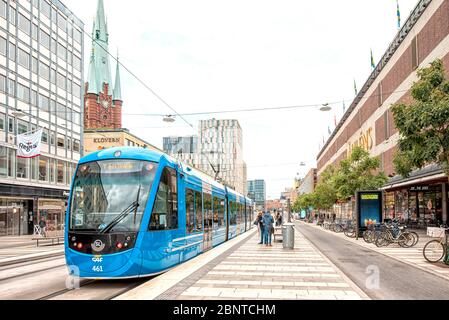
[375,221,418,248]
[423,227,449,263]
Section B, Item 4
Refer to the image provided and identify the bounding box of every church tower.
[84,0,122,129]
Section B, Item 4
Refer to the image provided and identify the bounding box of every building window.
[0,146,6,178]
[32,56,38,73]
[32,24,38,40]
[57,160,64,184]
[57,136,65,148]
[72,111,80,125]
[38,94,49,111]
[412,36,419,70]
[39,62,50,81]
[73,82,81,98]
[8,117,14,134]
[0,37,6,56]
[74,28,82,44]
[9,6,15,25]
[7,79,14,96]
[57,103,66,120]
[57,43,66,61]
[49,158,55,183]
[18,48,30,69]
[50,38,56,55]
[73,55,81,71]
[57,72,67,90]
[57,13,66,32]
[73,140,80,152]
[0,75,5,93]
[40,30,50,49]
[0,1,5,19]
[50,68,56,84]
[8,43,15,61]
[50,132,55,146]
[39,156,48,182]
[31,157,38,181]
[149,167,178,231]
[41,129,48,143]
[7,148,15,178]
[66,137,71,151]
[17,121,28,134]
[16,83,30,103]
[40,0,51,19]
[0,113,4,131]
[17,157,29,179]
[18,14,30,35]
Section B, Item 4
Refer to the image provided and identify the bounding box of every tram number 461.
[92,266,103,272]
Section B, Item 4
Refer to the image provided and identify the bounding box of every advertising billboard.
[356,191,383,231]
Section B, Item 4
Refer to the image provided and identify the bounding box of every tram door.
[203,192,213,251]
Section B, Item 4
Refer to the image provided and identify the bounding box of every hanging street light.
[163,115,176,123]
[320,103,331,112]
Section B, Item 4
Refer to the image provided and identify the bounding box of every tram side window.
[195,190,203,232]
[218,198,225,227]
[230,201,237,225]
[149,167,178,231]
[213,196,219,228]
[185,189,195,234]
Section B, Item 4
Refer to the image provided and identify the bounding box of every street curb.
[0,250,65,267]
[294,224,371,300]
[299,221,449,284]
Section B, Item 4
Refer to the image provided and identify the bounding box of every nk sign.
[356,191,383,232]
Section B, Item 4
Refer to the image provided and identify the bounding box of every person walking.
[262,211,274,246]
[256,211,264,244]
[39,217,47,236]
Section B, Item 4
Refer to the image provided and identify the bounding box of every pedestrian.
[276,213,283,226]
[39,217,47,236]
[262,211,274,247]
[255,211,264,244]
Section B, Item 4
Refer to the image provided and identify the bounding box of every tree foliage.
[391,59,449,178]
[293,147,387,211]
[333,146,388,201]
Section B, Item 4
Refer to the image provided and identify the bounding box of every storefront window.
[57,160,64,184]
[0,146,6,178]
[38,200,65,231]
[384,192,395,220]
[39,156,48,182]
[16,157,29,179]
[394,190,409,222]
[409,193,417,220]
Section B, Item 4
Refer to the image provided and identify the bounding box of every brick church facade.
[84,0,122,130]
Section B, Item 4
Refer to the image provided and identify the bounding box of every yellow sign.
[361,194,379,200]
[347,127,374,157]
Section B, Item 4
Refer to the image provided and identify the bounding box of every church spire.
[113,52,122,101]
[90,0,112,92]
[86,47,99,94]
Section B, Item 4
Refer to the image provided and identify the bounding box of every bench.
[273,227,283,242]
[32,230,64,247]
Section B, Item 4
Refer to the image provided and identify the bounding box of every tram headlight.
[77,243,83,249]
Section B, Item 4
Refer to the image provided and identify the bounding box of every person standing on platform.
[256,211,264,244]
[262,211,274,246]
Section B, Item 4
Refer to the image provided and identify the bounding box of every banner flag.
[397,0,401,29]
[17,129,43,158]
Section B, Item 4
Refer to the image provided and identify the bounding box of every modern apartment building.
[247,179,266,210]
[0,0,84,236]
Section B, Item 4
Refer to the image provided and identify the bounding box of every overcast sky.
[64,0,417,199]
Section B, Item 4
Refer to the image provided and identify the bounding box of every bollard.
[282,223,295,249]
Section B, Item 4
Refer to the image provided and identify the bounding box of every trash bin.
[282,223,295,249]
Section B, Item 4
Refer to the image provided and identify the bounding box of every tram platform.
[116,226,368,300]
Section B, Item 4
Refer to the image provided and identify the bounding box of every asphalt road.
[297,223,449,300]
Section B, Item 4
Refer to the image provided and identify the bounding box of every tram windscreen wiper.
[99,188,141,234]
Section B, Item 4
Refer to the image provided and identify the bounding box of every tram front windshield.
[69,160,158,233]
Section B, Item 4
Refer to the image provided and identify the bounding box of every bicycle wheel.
[423,240,445,263]
[335,225,343,233]
[375,232,389,247]
[398,233,414,248]
[363,230,371,243]
[409,231,419,247]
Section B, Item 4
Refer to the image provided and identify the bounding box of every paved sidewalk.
[118,227,368,300]
[299,221,449,281]
[0,236,64,266]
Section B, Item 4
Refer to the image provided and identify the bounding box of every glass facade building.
[247,179,266,210]
[163,136,198,155]
[0,0,84,236]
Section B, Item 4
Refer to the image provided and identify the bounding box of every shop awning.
[382,164,447,190]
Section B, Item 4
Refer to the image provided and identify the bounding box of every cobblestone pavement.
[175,229,368,300]
[300,222,449,281]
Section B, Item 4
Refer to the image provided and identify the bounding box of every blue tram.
[65,147,254,279]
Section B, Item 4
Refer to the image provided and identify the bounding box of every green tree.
[391,59,449,179]
[312,165,338,210]
[333,146,388,200]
